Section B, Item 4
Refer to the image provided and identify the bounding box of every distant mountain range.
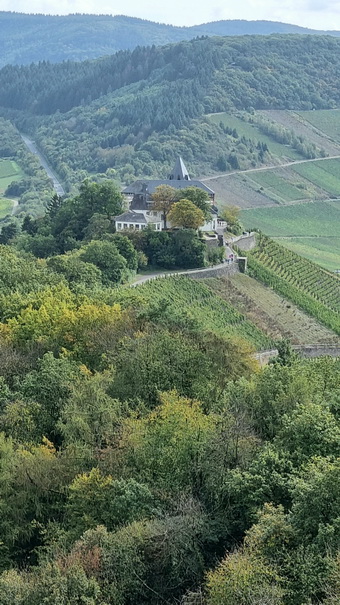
[1,12,340,67]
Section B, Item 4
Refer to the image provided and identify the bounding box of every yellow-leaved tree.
[168,199,205,230]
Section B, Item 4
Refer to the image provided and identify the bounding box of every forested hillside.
[1,34,340,190]
[0,223,339,603]
[0,153,337,603]
[1,12,340,67]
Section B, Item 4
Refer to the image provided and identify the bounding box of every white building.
[115,157,218,232]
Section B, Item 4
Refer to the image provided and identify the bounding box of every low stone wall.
[132,259,240,286]
[230,233,256,251]
[186,260,240,280]
[293,344,340,358]
[254,345,340,366]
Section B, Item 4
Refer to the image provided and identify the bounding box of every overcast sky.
[2,0,340,31]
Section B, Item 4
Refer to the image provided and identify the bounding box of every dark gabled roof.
[130,195,149,211]
[123,179,215,197]
[169,156,190,181]
[114,210,147,224]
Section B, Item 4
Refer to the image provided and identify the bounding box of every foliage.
[168,199,205,229]
[2,35,340,186]
[206,546,284,605]
[220,205,242,235]
[0,172,338,604]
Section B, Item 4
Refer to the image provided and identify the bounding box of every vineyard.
[244,235,340,334]
[124,276,272,349]
[297,109,340,144]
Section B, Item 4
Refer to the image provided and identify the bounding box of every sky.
[1,0,340,31]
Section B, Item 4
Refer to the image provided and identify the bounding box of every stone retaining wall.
[230,233,256,251]
[186,260,240,280]
[255,345,340,366]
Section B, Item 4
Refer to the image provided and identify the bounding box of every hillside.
[239,234,340,334]
[204,274,340,345]
[1,34,340,195]
[0,225,339,603]
[1,12,340,67]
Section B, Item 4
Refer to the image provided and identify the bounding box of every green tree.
[220,205,242,235]
[168,199,205,229]
[66,468,154,536]
[79,240,128,284]
[118,390,217,495]
[175,186,211,219]
[47,254,102,290]
[45,193,64,219]
[206,546,284,605]
[151,184,177,229]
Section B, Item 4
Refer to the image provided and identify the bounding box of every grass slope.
[241,200,340,237]
[241,200,340,271]
[292,160,340,196]
[204,274,339,344]
[0,159,23,217]
[0,159,23,193]
[276,237,340,272]
[208,113,300,160]
[297,109,340,144]
[134,276,271,350]
[243,235,340,334]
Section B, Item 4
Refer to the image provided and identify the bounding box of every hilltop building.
[115,157,218,232]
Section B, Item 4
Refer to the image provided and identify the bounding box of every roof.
[123,179,215,197]
[114,210,147,224]
[169,156,190,181]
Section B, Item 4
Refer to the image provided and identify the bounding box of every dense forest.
[1,34,340,190]
[0,188,340,605]
[0,23,339,604]
[1,12,340,67]
[0,177,339,603]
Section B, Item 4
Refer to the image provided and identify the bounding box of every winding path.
[20,134,65,196]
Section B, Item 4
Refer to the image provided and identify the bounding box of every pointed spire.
[169,156,190,181]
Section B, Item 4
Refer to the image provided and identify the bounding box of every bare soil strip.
[204,274,340,345]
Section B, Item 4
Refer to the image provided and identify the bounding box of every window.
[141,224,145,230]
[129,224,134,229]
[117,223,122,230]
[123,224,128,229]
[135,224,140,230]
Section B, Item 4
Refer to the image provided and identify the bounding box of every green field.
[208,113,300,159]
[292,160,340,197]
[0,159,23,192]
[297,109,340,144]
[242,200,340,237]
[0,159,23,217]
[246,171,309,203]
[241,200,340,271]
[205,274,339,344]
[0,197,14,219]
[244,235,340,334]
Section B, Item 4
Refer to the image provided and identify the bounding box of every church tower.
[169,156,190,181]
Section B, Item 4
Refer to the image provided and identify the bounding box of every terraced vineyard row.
[244,235,340,335]
[115,276,272,349]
